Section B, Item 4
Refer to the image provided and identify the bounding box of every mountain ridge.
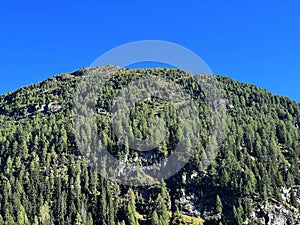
[1,66,299,105]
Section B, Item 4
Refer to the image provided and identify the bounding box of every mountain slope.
[0,66,299,225]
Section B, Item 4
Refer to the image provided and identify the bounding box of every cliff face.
[175,183,300,224]
[251,201,300,225]
[0,66,299,225]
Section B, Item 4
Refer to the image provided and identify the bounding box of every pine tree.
[75,212,83,225]
[216,195,223,214]
[126,189,139,225]
[17,204,29,225]
[160,180,171,210]
[151,210,160,225]
[86,213,94,225]
[156,194,170,225]
[39,201,52,225]
[233,202,244,225]
[0,215,4,225]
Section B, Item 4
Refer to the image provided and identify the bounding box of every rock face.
[249,200,300,225]
[47,102,62,112]
[174,184,300,225]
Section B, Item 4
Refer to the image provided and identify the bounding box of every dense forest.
[0,66,299,225]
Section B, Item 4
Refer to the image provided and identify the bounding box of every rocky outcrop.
[173,184,300,225]
[248,200,300,225]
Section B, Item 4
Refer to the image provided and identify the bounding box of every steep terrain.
[0,66,299,225]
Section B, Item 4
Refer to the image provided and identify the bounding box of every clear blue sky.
[1,0,299,102]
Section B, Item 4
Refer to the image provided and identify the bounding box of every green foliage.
[215,195,223,214]
[0,67,299,224]
[39,202,52,225]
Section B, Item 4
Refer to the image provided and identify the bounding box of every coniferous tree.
[151,210,160,225]
[215,195,223,214]
[126,189,139,225]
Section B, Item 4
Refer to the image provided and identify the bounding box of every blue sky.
[0,0,299,102]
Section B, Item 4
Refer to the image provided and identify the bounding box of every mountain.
[0,66,299,225]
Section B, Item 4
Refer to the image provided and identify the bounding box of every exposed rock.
[248,200,300,225]
[47,102,62,112]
